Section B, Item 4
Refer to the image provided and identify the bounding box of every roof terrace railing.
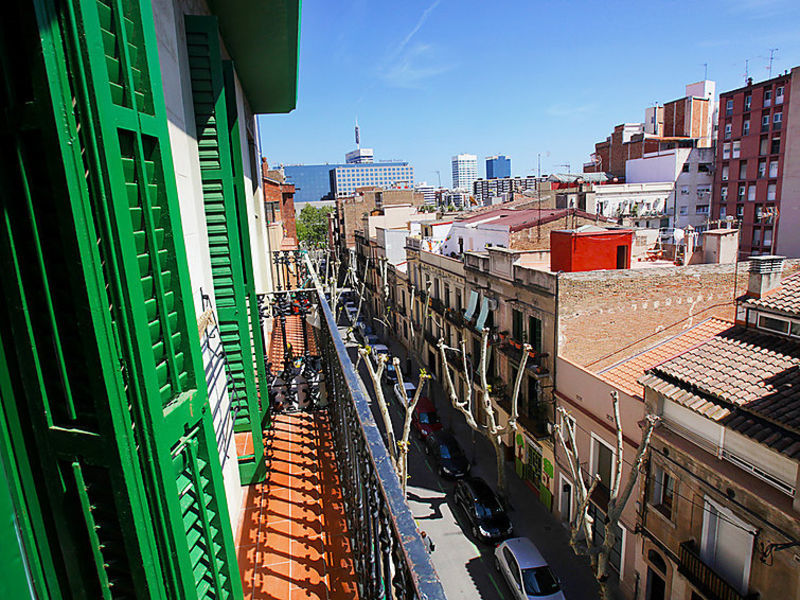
[298,251,447,600]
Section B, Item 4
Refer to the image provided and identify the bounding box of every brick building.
[585,81,716,178]
[638,257,800,600]
[262,159,297,241]
[712,67,800,257]
[333,187,424,249]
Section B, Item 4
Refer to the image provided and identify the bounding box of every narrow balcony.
[678,540,759,600]
[237,251,445,599]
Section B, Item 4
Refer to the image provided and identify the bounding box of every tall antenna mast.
[703,62,708,80]
[745,59,749,84]
[768,48,779,79]
[354,117,360,149]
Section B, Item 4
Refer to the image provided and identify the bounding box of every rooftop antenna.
[745,59,750,84]
[703,62,708,80]
[434,170,442,188]
[768,48,779,78]
[354,117,360,149]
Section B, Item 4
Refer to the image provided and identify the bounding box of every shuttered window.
[185,16,267,484]
[0,2,242,598]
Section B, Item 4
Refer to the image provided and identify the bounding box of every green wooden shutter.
[0,1,243,598]
[223,60,270,431]
[185,16,266,484]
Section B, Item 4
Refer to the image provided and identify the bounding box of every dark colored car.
[411,397,442,439]
[382,361,399,385]
[454,477,513,544]
[425,432,470,479]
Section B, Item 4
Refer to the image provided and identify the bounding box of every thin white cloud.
[381,43,451,89]
[389,0,442,61]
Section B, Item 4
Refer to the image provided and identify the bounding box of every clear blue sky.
[258,0,800,188]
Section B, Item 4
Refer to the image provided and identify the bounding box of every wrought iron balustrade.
[299,252,447,600]
[678,540,758,600]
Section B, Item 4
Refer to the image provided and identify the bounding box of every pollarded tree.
[554,392,659,600]
[438,328,529,498]
[357,349,430,499]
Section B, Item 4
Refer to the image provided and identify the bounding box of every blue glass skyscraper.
[486,155,511,179]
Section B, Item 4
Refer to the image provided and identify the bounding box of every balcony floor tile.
[236,412,359,600]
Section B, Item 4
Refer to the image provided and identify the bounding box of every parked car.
[371,344,390,366]
[425,431,470,478]
[382,361,399,385]
[411,397,442,439]
[393,381,417,405]
[453,477,513,543]
[494,538,565,599]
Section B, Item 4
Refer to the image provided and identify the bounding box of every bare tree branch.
[359,348,397,469]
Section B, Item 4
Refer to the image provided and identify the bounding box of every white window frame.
[589,432,617,489]
[701,496,756,595]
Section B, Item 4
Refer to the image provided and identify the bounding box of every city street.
[339,320,600,599]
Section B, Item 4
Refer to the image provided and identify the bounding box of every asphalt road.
[340,321,600,600]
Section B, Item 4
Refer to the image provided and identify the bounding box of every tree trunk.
[492,435,507,497]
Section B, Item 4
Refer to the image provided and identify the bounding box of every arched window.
[648,549,667,574]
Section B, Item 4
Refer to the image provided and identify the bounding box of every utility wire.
[557,413,793,539]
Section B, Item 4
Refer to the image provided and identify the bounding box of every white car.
[494,537,565,599]
[393,381,417,406]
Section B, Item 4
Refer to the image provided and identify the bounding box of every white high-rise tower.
[451,154,478,191]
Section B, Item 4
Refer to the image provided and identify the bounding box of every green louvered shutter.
[0,1,243,598]
[223,60,271,431]
[185,16,266,483]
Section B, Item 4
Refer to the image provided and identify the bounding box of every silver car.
[494,537,565,599]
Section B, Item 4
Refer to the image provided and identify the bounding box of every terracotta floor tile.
[239,412,359,600]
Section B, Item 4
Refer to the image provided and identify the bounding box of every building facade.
[452,153,478,191]
[486,155,512,179]
[712,67,799,257]
[333,161,414,196]
[638,257,800,600]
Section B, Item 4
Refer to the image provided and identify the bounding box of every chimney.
[747,255,785,298]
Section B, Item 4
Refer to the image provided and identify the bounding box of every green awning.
[206,0,301,114]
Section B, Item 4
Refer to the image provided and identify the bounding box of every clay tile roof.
[599,318,733,398]
[743,271,800,318]
[641,326,800,459]
[268,315,319,367]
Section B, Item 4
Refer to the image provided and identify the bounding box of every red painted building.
[712,69,797,257]
[550,227,633,272]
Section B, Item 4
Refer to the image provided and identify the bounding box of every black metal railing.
[678,540,758,600]
[444,307,465,328]
[303,252,447,600]
[429,296,445,314]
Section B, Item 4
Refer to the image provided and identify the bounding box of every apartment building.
[638,256,800,600]
[626,148,715,230]
[452,153,479,190]
[585,81,717,178]
[712,68,800,257]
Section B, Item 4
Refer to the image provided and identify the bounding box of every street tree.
[357,348,397,469]
[393,358,430,496]
[438,328,530,498]
[296,204,332,247]
[554,392,659,599]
